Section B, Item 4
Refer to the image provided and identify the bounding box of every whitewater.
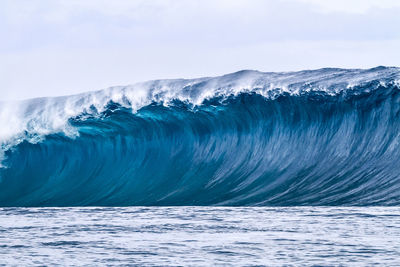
[1,66,400,206]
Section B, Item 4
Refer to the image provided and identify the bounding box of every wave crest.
[1,67,400,206]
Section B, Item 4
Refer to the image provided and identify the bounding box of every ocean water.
[1,207,399,266]
[1,67,400,265]
[1,67,400,206]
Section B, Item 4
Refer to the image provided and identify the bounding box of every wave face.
[1,67,400,206]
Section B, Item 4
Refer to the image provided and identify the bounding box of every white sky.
[1,0,399,100]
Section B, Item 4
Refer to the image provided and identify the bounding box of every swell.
[1,80,400,206]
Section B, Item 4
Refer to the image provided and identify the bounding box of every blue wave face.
[1,68,400,206]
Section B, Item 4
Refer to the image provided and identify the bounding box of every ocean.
[1,67,400,265]
[1,207,400,266]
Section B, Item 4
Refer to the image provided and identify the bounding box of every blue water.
[1,67,400,265]
[1,67,400,206]
[1,207,399,266]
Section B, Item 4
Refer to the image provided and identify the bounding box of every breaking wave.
[1,66,400,206]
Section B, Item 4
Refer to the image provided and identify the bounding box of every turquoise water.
[2,68,400,265]
[1,207,399,266]
[2,67,400,206]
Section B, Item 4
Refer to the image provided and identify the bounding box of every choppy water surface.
[0,206,399,266]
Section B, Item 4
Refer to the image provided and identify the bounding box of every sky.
[1,0,400,100]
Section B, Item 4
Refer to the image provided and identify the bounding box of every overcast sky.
[1,0,400,100]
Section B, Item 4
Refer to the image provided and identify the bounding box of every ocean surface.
[1,206,400,266]
[1,67,400,265]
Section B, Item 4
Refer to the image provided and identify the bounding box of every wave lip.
[1,66,400,206]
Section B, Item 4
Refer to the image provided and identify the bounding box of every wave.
[1,66,400,206]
